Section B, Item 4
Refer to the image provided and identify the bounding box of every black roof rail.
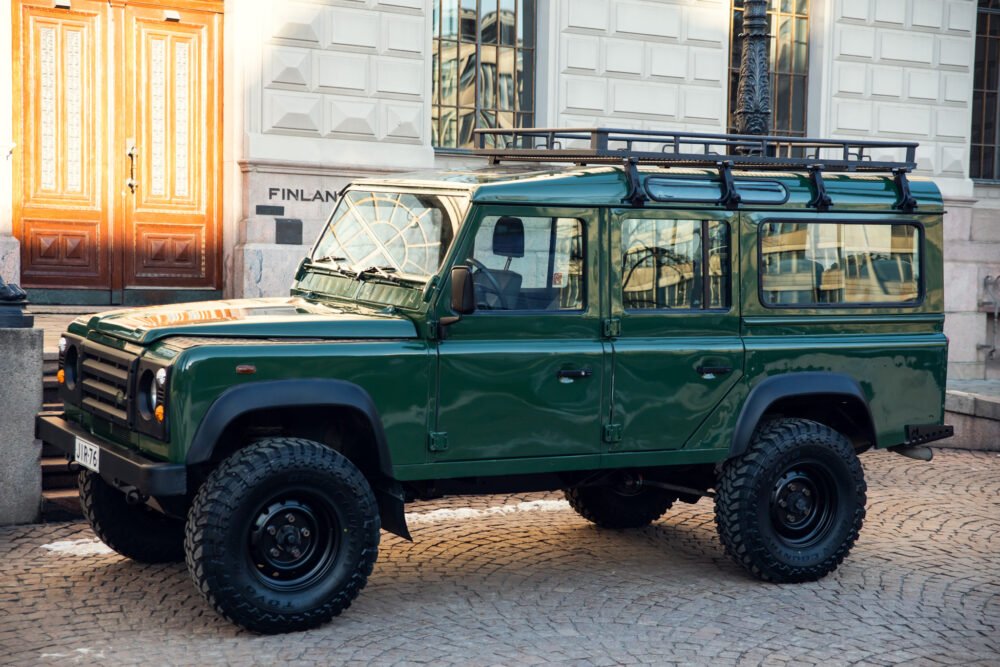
[473,127,918,174]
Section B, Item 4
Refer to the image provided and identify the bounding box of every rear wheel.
[565,481,676,529]
[79,470,185,563]
[715,418,866,583]
[184,438,380,634]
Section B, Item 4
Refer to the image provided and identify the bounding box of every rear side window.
[621,218,731,310]
[760,222,921,307]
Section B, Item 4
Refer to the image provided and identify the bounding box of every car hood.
[78,297,418,344]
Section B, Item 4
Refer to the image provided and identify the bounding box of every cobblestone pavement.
[2,449,999,667]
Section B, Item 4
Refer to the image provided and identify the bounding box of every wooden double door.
[12,0,223,305]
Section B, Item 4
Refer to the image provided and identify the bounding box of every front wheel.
[715,418,866,583]
[79,470,185,563]
[184,438,380,634]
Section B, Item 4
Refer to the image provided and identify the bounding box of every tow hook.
[890,444,934,462]
[123,487,147,505]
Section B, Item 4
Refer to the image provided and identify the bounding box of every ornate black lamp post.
[734,0,772,136]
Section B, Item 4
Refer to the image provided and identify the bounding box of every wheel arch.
[729,372,876,458]
[188,379,392,473]
[186,379,411,540]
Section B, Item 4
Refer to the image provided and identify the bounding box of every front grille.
[79,341,137,426]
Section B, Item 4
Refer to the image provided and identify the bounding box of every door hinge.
[603,423,623,443]
[603,318,621,338]
[428,431,449,452]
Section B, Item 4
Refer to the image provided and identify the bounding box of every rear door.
[606,208,744,452]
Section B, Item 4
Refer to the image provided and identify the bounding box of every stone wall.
[549,0,730,132]
[230,0,433,297]
[947,184,1000,380]
[819,0,977,196]
[0,0,16,285]
[0,328,42,525]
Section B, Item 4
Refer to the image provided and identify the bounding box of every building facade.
[1,0,998,379]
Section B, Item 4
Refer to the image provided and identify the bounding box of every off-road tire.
[184,438,380,634]
[79,470,185,563]
[715,418,866,583]
[565,485,676,529]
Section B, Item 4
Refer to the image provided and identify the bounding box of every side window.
[621,218,730,310]
[467,215,584,311]
[760,222,921,306]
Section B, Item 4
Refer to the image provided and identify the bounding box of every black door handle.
[557,368,593,380]
[697,365,733,377]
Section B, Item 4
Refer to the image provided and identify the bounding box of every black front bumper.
[36,412,187,497]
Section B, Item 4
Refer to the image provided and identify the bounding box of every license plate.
[74,437,100,473]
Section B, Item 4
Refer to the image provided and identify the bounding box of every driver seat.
[477,216,524,309]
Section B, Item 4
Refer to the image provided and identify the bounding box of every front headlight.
[138,369,157,420]
[134,362,169,438]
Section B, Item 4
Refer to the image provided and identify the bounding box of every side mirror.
[450,265,476,315]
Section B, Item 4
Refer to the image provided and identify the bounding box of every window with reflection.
[622,219,730,311]
[972,1,1000,180]
[728,0,809,137]
[467,216,584,311]
[760,222,921,306]
[312,191,464,280]
[432,0,536,149]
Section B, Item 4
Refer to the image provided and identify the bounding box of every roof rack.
[473,127,917,173]
[474,127,921,211]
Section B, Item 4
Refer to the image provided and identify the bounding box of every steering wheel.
[466,257,510,310]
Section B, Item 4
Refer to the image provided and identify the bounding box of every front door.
[608,209,744,452]
[12,0,223,305]
[434,206,607,464]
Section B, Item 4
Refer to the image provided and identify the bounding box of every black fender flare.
[729,372,875,458]
[186,379,411,540]
[187,379,393,479]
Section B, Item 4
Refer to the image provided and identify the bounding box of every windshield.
[310,190,468,282]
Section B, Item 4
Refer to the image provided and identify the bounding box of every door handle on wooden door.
[126,142,138,192]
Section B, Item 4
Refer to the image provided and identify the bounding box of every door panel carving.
[124,6,220,288]
[12,0,223,300]
[15,1,107,287]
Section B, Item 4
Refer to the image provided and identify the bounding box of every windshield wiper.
[308,255,358,276]
[358,265,400,281]
[311,255,348,267]
[358,265,424,286]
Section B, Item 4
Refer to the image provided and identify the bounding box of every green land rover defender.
[38,129,953,634]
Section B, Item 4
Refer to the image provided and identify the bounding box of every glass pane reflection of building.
[432,0,536,148]
[761,222,920,306]
[622,219,730,311]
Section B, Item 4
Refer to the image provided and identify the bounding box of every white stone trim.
[0,0,18,283]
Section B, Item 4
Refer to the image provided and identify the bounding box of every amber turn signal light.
[154,405,165,423]
[57,369,65,384]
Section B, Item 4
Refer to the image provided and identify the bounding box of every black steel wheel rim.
[769,461,838,547]
[248,493,340,591]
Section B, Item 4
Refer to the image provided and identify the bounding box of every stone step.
[41,456,78,491]
[41,487,82,521]
[43,377,59,404]
[41,441,63,458]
